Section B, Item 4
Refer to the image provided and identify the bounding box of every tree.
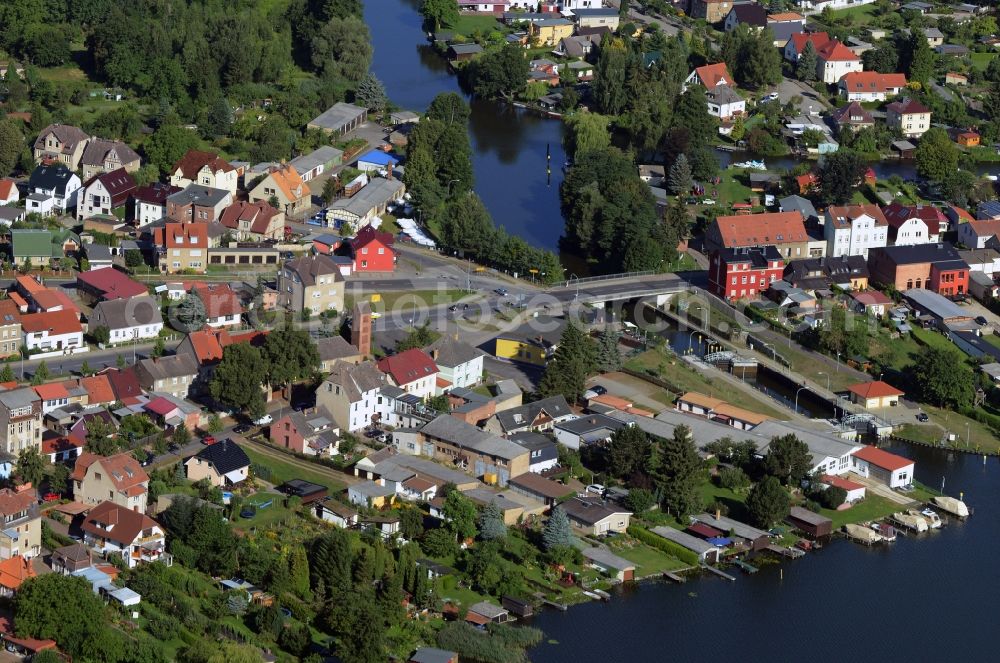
[210,343,268,415]
[819,149,867,204]
[607,425,652,480]
[90,325,111,345]
[915,127,959,183]
[667,153,693,195]
[143,122,199,174]
[465,44,529,101]
[905,31,935,85]
[817,485,847,509]
[322,177,339,205]
[15,574,111,659]
[797,41,818,82]
[747,476,790,528]
[399,508,424,539]
[172,294,207,333]
[204,96,233,137]
[85,417,118,456]
[421,0,459,30]
[355,73,387,112]
[310,529,353,599]
[337,599,386,663]
[623,487,655,513]
[31,361,50,386]
[0,118,24,178]
[310,16,372,82]
[653,425,703,518]
[764,434,813,486]
[172,422,191,447]
[593,36,629,115]
[719,466,751,491]
[596,327,622,373]
[16,447,44,487]
[907,346,973,408]
[420,527,458,558]
[537,322,598,403]
[984,83,1000,124]
[443,490,477,542]
[542,506,574,550]
[151,336,165,358]
[124,249,144,270]
[395,323,437,352]
[49,463,70,495]
[863,44,899,74]
[262,327,319,387]
[79,360,92,377]
[477,502,507,542]
[565,113,611,158]
[0,364,12,383]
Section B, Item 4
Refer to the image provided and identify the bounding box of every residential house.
[175,328,267,396]
[218,200,284,242]
[0,556,36,597]
[249,165,310,217]
[724,3,767,31]
[706,211,810,259]
[508,432,559,474]
[0,389,41,456]
[315,499,359,528]
[132,183,181,227]
[72,451,149,512]
[34,383,72,416]
[689,0,735,23]
[851,446,913,488]
[705,84,745,121]
[26,163,81,216]
[41,435,86,465]
[0,488,40,560]
[10,230,53,267]
[0,301,19,360]
[51,543,92,575]
[315,360,391,431]
[317,335,363,372]
[651,526,720,563]
[165,185,232,223]
[683,62,733,91]
[784,31,830,62]
[134,354,199,399]
[816,39,862,83]
[829,101,875,133]
[883,202,947,245]
[350,224,396,273]
[80,501,166,568]
[0,179,19,206]
[89,295,163,343]
[945,72,968,86]
[847,380,904,409]
[557,34,599,58]
[868,243,969,295]
[83,243,113,270]
[506,470,570,507]
[153,222,209,274]
[79,139,141,181]
[887,98,932,138]
[277,254,345,315]
[77,169,137,221]
[190,282,243,328]
[483,395,575,436]
[184,440,250,487]
[33,124,90,170]
[270,411,340,457]
[851,290,892,317]
[978,201,1000,221]
[824,204,889,259]
[570,7,620,30]
[529,18,573,46]
[348,480,397,509]
[417,415,529,485]
[377,348,439,400]
[169,150,238,195]
[307,102,368,135]
[957,219,1000,250]
[959,248,1000,277]
[956,130,980,148]
[710,246,785,301]
[75,268,147,305]
[838,72,907,102]
[779,195,819,225]
[289,146,343,182]
[20,310,84,353]
[424,335,485,390]
[552,413,626,449]
[560,496,632,536]
[326,177,405,232]
[766,12,806,47]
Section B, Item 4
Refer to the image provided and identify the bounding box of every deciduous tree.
[764,434,813,486]
[209,343,268,416]
[747,476,790,528]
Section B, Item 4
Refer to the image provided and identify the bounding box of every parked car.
[253,414,273,426]
[585,484,606,497]
[494,288,508,296]
[42,492,60,502]
[976,316,989,326]
[916,412,929,422]
[233,424,250,434]
[590,385,608,396]
[760,92,779,103]
[202,434,216,445]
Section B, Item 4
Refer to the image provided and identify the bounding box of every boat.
[795,539,813,552]
[932,495,970,518]
[871,522,897,542]
[844,523,883,545]
[918,508,942,529]
[732,160,767,170]
[891,512,929,533]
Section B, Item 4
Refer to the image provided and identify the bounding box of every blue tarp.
[706,536,732,547]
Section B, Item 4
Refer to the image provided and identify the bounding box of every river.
[365,0,568,253]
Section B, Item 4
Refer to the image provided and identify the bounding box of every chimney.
[715,509,721,520]
[351,302,372,358]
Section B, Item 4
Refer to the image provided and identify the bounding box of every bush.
[626,525,700,566]
[705,500,729,518]
[816,485,847,509]
[718,466,750,491]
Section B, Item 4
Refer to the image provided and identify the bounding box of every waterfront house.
[466,601,509,627]
[851,446,914,488]
[887,98,932,139]
[650,526,720,563]
[786,506,832,538]
[694,512,770,551]
[821,474,866,503]
[847,380,904,409]
[709,246,785,302]
[560,496,631,536]
[580,547,636,581]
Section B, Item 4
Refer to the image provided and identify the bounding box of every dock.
[700,564,736,582]
[767,544,806,559]
[663,571,686,583]
[535,595,568,611]
[732,559,758,574]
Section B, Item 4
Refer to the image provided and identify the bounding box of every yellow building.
[530,19,574,47]
[494,335,557,367]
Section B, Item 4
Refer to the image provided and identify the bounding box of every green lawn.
[818,494,900,529]
[971,52,998,71]
[700,480,752,523]
[243,446,345,492]
[825,3,878,25]
[233,493,296,529]
[714,170,754,208]
[449,15,504,36]
[608,541,689,576]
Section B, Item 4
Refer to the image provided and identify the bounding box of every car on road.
[976,316,989,326]
[140,452,155,467]
[590,385,608,396]
[42,492,60,502]
[494,288,508,296]
[586,484,606,497]
[916,413,929,422]
[760,92,780,103]
[449,304,459,312]
[233,424,250,434]
[202,434,216,445]
[253,414,273,426]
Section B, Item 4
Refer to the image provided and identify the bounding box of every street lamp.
[818,371,830,392]
[794,386,808,415]
[687,332,702,355]
[569,273,579,300]
[835,352,841,372]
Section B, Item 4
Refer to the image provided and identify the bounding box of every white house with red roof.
[80,501,165,568]
[190,283,243,328]
[377,348,439,400]
[76,168,137,221]
[851,446,914,488]
[816,40,862,84]
[850,290,892,318]
[820,474,866,504]
[957,219,1000,250]
[20,310,85,354]
[883,202,946,245]
[784,31,830,62]
[838,72,908,102]
[33,382,70,414]
[887,98,932,138]
[846,380,904,409]
[0,179,18,206]
[683,62,734,90]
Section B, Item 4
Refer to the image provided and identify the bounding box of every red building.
[350,224,396,273]
[709,246,785,301]
[929,260,969,297]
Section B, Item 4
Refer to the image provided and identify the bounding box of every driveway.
[586,372,667,412]
[775,77,828,116]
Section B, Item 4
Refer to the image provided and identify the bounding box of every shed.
[650,526,720,563]
[466,601,508,625]
[687,522,724,539]
[501,595,534,617]
[694,513,771,551]
[892,140,916,159]
[786,506,833,538]
[279,479,329,504]
[581,547,636,581]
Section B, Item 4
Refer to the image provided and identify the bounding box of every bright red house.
[709,246,785,302]
[350,224,396,273]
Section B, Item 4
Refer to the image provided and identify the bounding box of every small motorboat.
[918,508,942,528]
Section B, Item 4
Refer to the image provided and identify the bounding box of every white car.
[586,484,606,497]
[761,92,779,103]
[253,414,273,426]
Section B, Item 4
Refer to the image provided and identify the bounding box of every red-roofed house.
[72,451,149,512]
[684,62,734,90]
[41,436,85,464]
[851,446,914,488]
[850,290,892,318]
[784,32,830,62]
[706,212,810,259]
[77,168,137,221]
[76,268,147,304]
[847,380,904,409]
[33,382,70,414]
[820,474,866,503]
[175,329,268,395]
[81,501,165,568]
[887,98,932,138]
[153,222,209,274]
[838,72,908,102]
[377,348,439,399]
[0,179,18,206]
[169,149,238,195]
[80,374,115,405]
[20,310,84,353]
[218,200,284,241]
[883,202,947,245]
[816,40,862,83]
[0,556,36,596]
[191,283,243,328]
[102,367,143,405]
[351,224,396,273]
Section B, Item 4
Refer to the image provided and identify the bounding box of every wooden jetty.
[663,571,686,583]
[700,564,736,582]
[533,592,568,611]
[767,544,805,559]
[733,559,758,574]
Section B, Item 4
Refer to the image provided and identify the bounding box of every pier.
[663,571,686,583]
[700,564,736,582]
[767,544,806,559]
[732,559,759,574]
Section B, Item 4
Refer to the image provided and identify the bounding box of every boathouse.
[651,526,720,563]
[786,506,833,538]
[581,547,636,581]
[694,513,771,551]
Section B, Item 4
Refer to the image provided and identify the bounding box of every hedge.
[627,525,700,567]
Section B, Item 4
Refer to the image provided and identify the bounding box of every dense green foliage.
[538,322,598,403]
[627,525,700,566]
[652,425,703,518]
[209,343,268,418]
[764,434,814,486]
[747,476,790,529]
[906,346,974,408]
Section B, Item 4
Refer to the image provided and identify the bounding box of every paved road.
[775,77,829,116]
